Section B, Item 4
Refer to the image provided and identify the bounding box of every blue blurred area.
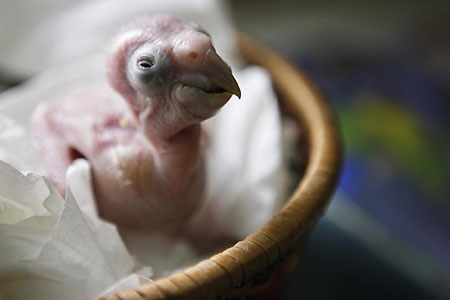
[297,48,450,274]
[232,0,450,299]
[282,50,450,298]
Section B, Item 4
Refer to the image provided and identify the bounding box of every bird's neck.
[135,100,203,182]
[136,99,198,145]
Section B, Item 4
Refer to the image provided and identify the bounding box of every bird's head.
[107,14,240,121]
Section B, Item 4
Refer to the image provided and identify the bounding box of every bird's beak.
[175,50,241,120]
[204,50,241,99]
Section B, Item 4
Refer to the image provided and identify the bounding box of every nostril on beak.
[189,51,198,59]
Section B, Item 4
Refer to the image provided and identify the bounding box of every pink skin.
[31,15,240,232]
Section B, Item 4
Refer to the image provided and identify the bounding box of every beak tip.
[230,76,241,99]
[235,88,242,99]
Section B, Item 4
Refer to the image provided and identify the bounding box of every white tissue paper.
[0,157,152,300]
[0,0,288,298]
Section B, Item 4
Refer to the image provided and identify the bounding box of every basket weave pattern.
[93,33,341,300]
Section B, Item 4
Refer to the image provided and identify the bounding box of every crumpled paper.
[0,159,152,300]
[0,0,288,298]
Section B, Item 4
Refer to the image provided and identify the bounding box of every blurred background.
[229,0,449,299]
[0,0,449,299]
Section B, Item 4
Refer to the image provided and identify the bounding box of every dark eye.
[137,56,154,70]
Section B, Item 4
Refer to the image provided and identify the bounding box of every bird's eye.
[137,56,154,70]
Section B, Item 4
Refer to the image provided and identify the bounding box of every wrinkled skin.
[31,15,240,232]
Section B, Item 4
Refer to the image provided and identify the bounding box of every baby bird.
[31,15,240,231]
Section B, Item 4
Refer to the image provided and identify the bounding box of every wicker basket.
[94,33,341,300]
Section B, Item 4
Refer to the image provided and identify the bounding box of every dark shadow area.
[281,219,444,300]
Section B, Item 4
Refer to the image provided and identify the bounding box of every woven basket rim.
[100,32,341,300]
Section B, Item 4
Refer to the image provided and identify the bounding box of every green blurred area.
[339,99,449,197]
